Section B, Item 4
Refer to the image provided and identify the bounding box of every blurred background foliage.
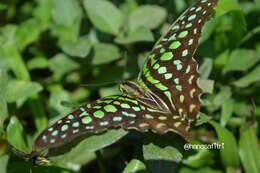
[0,0,260,172]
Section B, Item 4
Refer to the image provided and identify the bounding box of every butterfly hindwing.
[137,0,217,122]
[35,94,193,148]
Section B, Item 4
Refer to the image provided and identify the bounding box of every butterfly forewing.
[137,0,217,122]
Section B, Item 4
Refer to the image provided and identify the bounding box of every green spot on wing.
[93,110,105,118]
[161,52,173,61]
[82,116,92,124]
[104,105,117,113]
[170,41,181,49]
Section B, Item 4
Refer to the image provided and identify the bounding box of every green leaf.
[115,27,154,44]
[15,19,42,50]
[212,86,232,109]
[128,5,166,32]
[0,69,8,128]
[51,0,81,41]
[0,155,9,173]
[6,116,28,152]
[210,121,240,167]
[143,143,182,162]
[179,167,222,173]
[51,129,128,170]
[49,86,71,115]
[198,79,214,94]
[200,18,219,43]
[215,0,242,17]
[49,54,80,78]
[92,43,121,65]
[183,149,214,168]
[27,56,49,70]
[123,159,146,173]
[99,85,120,98]
[83,0,123,35]
[33,0,52,26]
[239,125,260,173]
[1,26,30,80]
[52,0,82,27]
[220,98,234,126]
[223,49,260,73]
[59,36,92,58]
[233,64,260,87]
[199,58,213,79]
[195,112,210,126]
[7,80,43,106]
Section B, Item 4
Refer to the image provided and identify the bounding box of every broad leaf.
[83,0,123,35]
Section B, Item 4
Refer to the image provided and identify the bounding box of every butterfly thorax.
[119,81,145,98]
[119,81,170,113]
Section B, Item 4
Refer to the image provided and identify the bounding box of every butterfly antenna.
[80,80,123,87]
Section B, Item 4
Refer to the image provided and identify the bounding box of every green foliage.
[0,0,259,173]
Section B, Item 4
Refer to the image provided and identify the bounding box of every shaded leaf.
[83,0,123,35]
[239,125,260,173]
[0,155,9,173]
[123,159,146,173]
[128,5,166,32]
[233,64,260,87]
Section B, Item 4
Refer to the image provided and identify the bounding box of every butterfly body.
[35,0,218,149]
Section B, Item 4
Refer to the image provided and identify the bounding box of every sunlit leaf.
[128,5,167,32]
[143,143,182,162]
[0,69,8,128]
[210,121,240,167]
[83,0,123,35]
[6,116,28,152]
[92,43,121,65]
[223,49,260,73]
[123,159,146,173]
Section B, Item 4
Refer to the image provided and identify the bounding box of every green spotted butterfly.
[35,0,218,149]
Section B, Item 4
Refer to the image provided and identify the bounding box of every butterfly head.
[26,150,50,166]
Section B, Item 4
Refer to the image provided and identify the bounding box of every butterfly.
[35,0,218,149]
